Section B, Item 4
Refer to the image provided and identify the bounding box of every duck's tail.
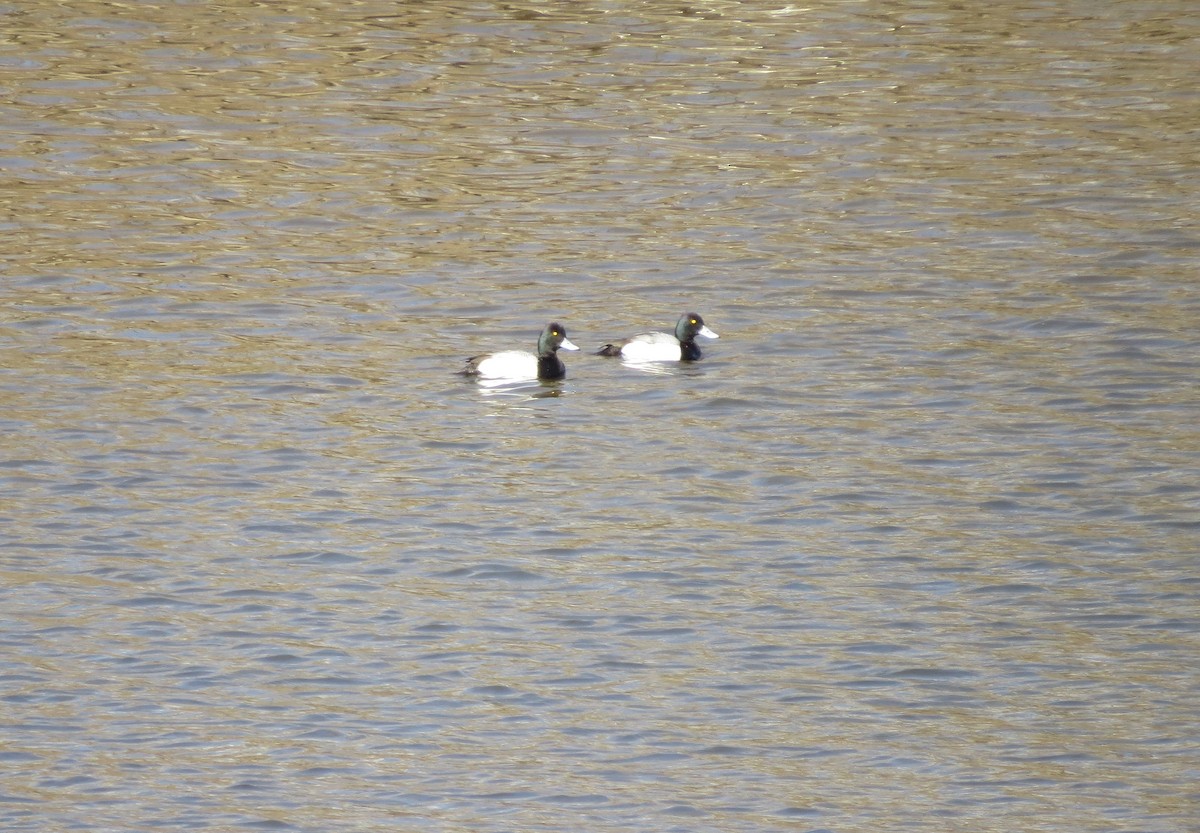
[596,344,622,357]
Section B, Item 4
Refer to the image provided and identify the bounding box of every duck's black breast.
[538,352,567,379]
[680,340,702,361]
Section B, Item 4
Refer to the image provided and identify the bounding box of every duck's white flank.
[617,332,685,362]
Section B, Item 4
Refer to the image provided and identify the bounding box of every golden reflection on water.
[7,0,1192,281]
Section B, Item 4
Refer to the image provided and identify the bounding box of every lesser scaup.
[597,312,719,362]
[461,322,580,381]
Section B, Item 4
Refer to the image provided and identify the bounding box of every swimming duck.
[597,313,719,362]
[461,322,579,381]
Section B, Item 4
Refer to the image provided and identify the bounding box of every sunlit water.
[2,2,1198,831]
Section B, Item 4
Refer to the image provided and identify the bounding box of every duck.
[596,312,719,362]
[460,322,580,381]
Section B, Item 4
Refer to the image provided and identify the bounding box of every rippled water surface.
[2,1,1198,831]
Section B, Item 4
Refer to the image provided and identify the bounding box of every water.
[2,1,1198,831]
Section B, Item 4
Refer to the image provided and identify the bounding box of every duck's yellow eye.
[690,319,698,324]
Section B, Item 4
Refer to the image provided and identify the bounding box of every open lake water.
[2,2,1198,831]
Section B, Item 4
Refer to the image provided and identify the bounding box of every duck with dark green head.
[597,312,718,362]
[461,322,580,381]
